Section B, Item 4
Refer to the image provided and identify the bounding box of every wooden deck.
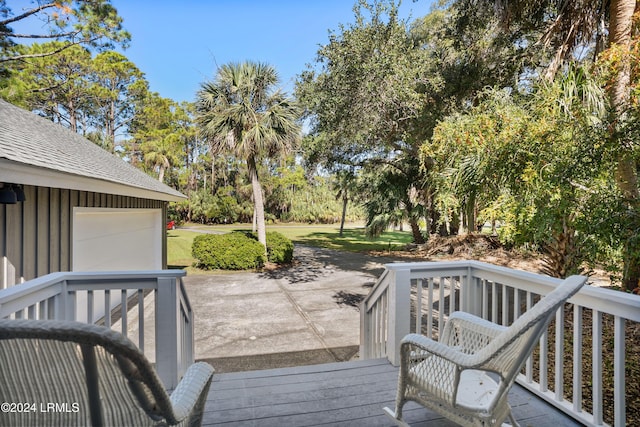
[202,358,582,426]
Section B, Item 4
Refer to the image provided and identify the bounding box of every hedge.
[244,231,294,264]
[192,232,266,270]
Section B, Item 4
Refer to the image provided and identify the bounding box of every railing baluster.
[378,300,383,357]
[104,290,111,328]
[491,281,498,323]
[555,306,564,401]
[614,316,626,426]
[373,297,379,356]
[450,276,456,315]
[39,300,46,320]
[121,289,128,337]
[138,289,145,352]
[525,291,533,383]
[502,284,508,326]
[438,277,444,337]
[379,297,383,357]
[415,278,422,334]
[427,278,433,339]
[540,328,548,392]
[87,290,94,324]
[67,290,76,321]
[47,296,54,320]
[572,304,583,414]
[592,309,603,425]
[382,290,388,357]
[444,276,453,316]
[513,288,521,322]
[482,279,489,320]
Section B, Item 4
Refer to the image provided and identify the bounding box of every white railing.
[0,270,193,390]
[360,260,640,427]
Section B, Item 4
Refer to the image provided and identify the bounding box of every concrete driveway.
[184,245,402,372]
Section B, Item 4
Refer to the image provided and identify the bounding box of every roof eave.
[0,159,187,202]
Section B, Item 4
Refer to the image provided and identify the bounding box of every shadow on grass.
[293,228,412,253]
[167,264,190,269]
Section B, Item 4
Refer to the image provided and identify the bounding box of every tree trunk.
[158,165,165,183]
[339,192,348,236]
[252,207,257,233]
[466,195,476,234]
[409,218,425,244]
[609,0,639,291]
[248,156,267,250]
[211,154,216,195]
[69,98,77,133]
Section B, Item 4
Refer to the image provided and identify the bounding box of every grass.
[166,229,202,269]
[167,222,413,269]
[293,227,412,252]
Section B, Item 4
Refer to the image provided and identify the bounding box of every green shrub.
[265,231,294,264]
[192,232,266,270]
[245,231,294,264]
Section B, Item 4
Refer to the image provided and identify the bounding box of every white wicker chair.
[0,319,214,426]
[385,275,586,427]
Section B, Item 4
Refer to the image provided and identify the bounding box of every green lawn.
[167,222,413,269]
[166,229,202,268]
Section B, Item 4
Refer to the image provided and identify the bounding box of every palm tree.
[333,168,358,236]
[196,61,300,249]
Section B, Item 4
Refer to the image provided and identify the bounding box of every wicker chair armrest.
[441,312,507,353]
[168,362,215,423]
[401,333,475,367]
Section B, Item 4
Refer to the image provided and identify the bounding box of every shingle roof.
[0,99,185,201]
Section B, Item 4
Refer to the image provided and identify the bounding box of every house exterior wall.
[0,184,167,287]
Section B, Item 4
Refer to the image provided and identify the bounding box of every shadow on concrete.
[332,286,375,310]
[259,245,410,284]
[199,345,359,373]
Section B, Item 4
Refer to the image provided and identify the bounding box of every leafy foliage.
[245,231,294,264]
[427,67,619,278]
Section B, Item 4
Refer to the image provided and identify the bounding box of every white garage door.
[72,207,162,271]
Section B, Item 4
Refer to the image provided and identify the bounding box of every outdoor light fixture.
[0,183,26,204]
[12,184,26,202]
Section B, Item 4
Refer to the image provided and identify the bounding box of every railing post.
[462,266,482,317]
[387,268,411,366]
[359,298,370,360]
[155,276,179,390]
[59,280,75,321]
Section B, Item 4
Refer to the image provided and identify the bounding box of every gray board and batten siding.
[0,99,185,287]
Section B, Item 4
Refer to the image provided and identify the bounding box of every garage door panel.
[72,208,162,271]
[72,207,162,323]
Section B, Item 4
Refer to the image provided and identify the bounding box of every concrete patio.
[183,245,399,372]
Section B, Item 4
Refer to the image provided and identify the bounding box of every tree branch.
[0,2,58,26]
[0,31,79,39]
[0,36,98,63]
[30,82,66,93]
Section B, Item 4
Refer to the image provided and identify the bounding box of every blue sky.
[110,1,435,103]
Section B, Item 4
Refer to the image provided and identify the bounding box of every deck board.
[203,358,582,426]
